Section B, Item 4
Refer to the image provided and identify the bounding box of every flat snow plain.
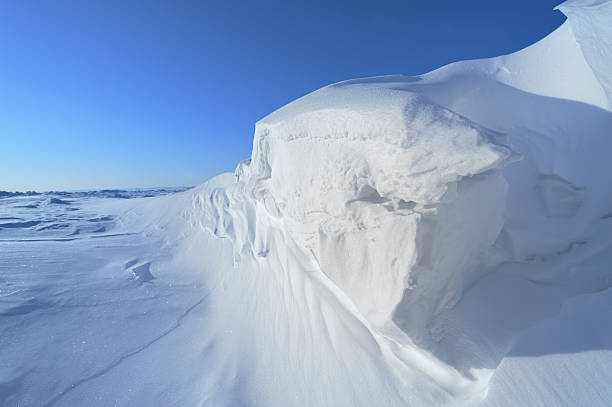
[2,1,612,406]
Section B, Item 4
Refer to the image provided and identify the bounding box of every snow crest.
[119,1,612,404]
[190,0,612,402]
[237,87,514,333]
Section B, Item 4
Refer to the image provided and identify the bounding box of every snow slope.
[2,1,612,406]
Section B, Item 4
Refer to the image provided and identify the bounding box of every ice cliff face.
[193,0,612,401]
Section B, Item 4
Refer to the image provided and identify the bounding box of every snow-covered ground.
[2,1,612,406]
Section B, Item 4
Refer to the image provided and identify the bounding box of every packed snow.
[1,1,612,406]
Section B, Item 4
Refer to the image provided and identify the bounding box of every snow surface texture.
[2,1,612,406]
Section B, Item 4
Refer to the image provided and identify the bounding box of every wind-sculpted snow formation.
[187,0,612,404]
[2,1,611,406]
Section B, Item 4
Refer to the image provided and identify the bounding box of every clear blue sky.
[0,0,564,191]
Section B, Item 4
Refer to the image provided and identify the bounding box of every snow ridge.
[4,2,612,406]
[186,0,612,403]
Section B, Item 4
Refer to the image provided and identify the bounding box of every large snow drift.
[2,1,612,406]
[240,87,514,332]
[200,0,612,402]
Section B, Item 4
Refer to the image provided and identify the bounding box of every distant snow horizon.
[0,186,192,198]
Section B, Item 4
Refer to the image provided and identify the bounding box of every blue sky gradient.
[0,0,565,191]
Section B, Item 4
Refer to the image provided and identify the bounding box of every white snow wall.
[208,0,612,348]
[234,87,513,340]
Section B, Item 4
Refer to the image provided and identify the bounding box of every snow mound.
[190,0,612,402]
[236,86,514,334]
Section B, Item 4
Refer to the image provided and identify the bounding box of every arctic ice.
[1,1,612,406]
